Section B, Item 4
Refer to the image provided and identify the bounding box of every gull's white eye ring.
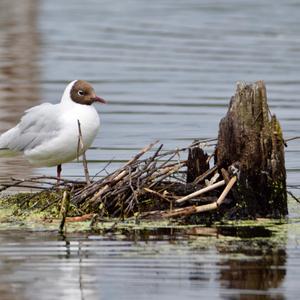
[78,90,84,96]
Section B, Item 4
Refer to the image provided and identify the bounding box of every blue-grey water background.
[0,0,300,299]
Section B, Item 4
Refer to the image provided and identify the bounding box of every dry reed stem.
[193,165,218,185]
[216,176,237,205]
[163,176,237,218]
[143,187,172,203]
[176,180,226,204]
[66,213,94,222]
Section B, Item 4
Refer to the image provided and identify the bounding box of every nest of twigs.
[0,139,238,222]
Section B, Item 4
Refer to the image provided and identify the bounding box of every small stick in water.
[59,190,70,234]
[77,120,91,185]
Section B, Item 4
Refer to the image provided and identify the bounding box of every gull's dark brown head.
[70,80,106,105]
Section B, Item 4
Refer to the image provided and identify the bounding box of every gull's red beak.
[91,96,107,104]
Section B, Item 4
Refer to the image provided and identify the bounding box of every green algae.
[0,192,297,248]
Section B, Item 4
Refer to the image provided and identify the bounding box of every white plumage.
[0,80,105,176]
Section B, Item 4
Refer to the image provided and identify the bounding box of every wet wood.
[163,176,237,218]
[215,81,287,217]
[193,165,218,185]
[59,190,70,233]
[186,146,209,183]
[216,176,237,206]
[176,180,226,205]
[66,213,94,222]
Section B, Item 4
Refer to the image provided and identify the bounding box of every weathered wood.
[59,190,70,233]
[215,81,287,217]
[162,176,237,218]
[77,120,91,185]
[193,165,218,185]
[186,146,209,183]
[176,180,226,204]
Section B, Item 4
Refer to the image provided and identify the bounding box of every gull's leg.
[57,164,62,184]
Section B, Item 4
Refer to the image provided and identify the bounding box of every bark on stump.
[215,81,287,218]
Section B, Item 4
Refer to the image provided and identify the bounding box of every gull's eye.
[78,90,84,96]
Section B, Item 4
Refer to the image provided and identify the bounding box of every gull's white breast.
[25,103,100,167]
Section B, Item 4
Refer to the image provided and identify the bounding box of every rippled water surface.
[0,0,300,299]
[0,0,299,186]
[1,216,300,300]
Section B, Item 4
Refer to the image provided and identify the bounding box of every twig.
[0,184,49,191]
[66,213,94,222]
[59,190,71,234]
[40,198,61,211]
[77,120,91,185]
[163,176,237,218]
[88,170,128,205]
[287,190,300,203]
[122,140,159,169]
[128,166,139,210]
[216,176,237,206]
[285,136,300,143]
[143,187,172,203]
[193,165,218,185]
[92,159,113,179]
[206,151,215,164]
[83,141,160,206]
[176,180,226,204]
[150,138,216,161]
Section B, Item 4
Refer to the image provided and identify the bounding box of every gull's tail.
[0,128,19,157]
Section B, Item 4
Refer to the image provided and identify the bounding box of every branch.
[176,180,226,204]
[163,176,237,218]
[77,120,91,185]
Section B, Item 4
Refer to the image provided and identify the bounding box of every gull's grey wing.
[0,103,62,152]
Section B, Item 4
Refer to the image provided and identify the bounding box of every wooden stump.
[186,146,209,183]
[215,81,287,218]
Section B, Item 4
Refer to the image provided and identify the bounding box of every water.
[0,0,300,299]
[1,220,300,300]
[0,0,299,186]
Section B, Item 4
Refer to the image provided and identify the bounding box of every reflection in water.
[0,0,40,179]
[218,242,286,300]
[0,228,290,300]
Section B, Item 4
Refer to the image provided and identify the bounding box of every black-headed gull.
[0,80,106,178]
